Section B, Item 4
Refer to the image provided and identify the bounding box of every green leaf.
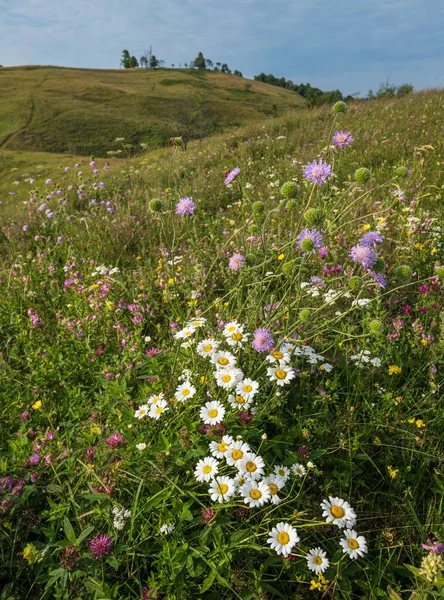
[63,516,77,544]
[77,525,95,545]
[387,586,403,600]
[200,571,216,594]
[106,555,119,570]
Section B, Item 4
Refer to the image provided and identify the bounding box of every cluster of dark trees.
[120,49,242,76]
[254,73,346,106]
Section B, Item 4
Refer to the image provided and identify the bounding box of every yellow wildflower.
[387,465,399,479]
[362,224,371,231]
[416,419,426,429]
[421,338,428,347]
[388,365,402,375]
[31,400,42,410]
[277,253,285,260]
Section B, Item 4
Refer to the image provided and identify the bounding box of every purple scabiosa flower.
[349,244,377,268]
[392,188,406,203]
[175,197,195,216]
[45,179,53,185]
[89,534,113,559]
[303,159,333,185]
[359,231,384,247]
[106,433,124,449]
[229,253,246,271]
[369,271,387,288]
[224,167,240,185]
[252,328,274,352]
[332,130,354,148]
[296,228,324,252]
[421,538,444,555]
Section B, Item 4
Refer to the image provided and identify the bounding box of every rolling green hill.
[0,66,306,157]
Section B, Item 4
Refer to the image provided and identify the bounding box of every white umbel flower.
[267,362,296,386]
[320,497,357,528]
[238,453,265,480]
[208,476,236,503]
[200,400,226,425]
[174,381,196,402]
[225,440,251,466]
[306,547,330,574]
[215,367,242,389]
[240,480,271,507]
[235,378,259,400]
[274,465,291,483]
[149,399,168,420]
[194,457,220,483]
[267,522,299,557]
[134,404,149,419]
[339,529,368,559]
[291,463,306,478]
[209,435,234,459]
[197,338,219,358]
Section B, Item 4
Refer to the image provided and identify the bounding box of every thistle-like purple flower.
[369,271,387,288]
[252,328,274,352]
[229,253,246,271]
[392,188,406,203]
[296,228,324,252]
[106,433,124,449]
[332,130,354,148]
[359,231,384,247]
[303,159,333,185]
[349,244,377,268]
[224,167,240,185]
[421,538,444,555]
[175,197,195,216]
[89,534,113,559]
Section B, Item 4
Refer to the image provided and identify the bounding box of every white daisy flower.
[209,435,234,459]
[267,522,299,557]
[291,463,306,478]
[233,472,252,490]
[208,476,236,503]
[134,404,149,419]
[240,480,271,507]
[339,529,368,559]
[227,393,253,409]
[174,381,196,402]
[306,547,330,574]
[174,325,196,340]
[136,443,146,451]
[267,362,296,386]
[147,393,165,405]
[235,378,259,400]
[197,338,219,358]
[215,367,242,390]
[187,317,206,328]
[263,475,285,505]
[238,453,265,480]
[194,456,220,483]
[211,351,237,369]
[274,465,291,483]
[281,342,296,355]
[225,329,250,348]
[149,399,169,420]
[266,349,291,364]
[223,321,243,337]
[320,497,357,528]
[225,440,251,466]
[181,339,194,348]
[200,400,226,425]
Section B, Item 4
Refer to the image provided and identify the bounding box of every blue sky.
[1,0,443,96]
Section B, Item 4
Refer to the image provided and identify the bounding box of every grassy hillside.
[0,66,306,157]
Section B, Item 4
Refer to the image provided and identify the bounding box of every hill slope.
[0,66,306,156]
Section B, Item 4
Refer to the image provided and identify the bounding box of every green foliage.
[255,72,344,106]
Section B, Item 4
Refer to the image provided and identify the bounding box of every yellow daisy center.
[243,385,253,393]
[278,469,285,476]
[314,556,323,565]
[235,395,246,404]
[139,409,146,416]
[228,326,236,332]
[182,388,190,396]
[218,357,229,365]
[218,483,229,495]
[203,465,212,474]
[272,351,283,359]
[155,407,163,414]
[296,468,303,474]
[232,449,243,460]
[208,409,218,418]
[249,489,262,500]
[218,442,228,452]
[245,461,257,473]
[275,369,287,380]
[331,505,345,519]
[269,483,278,495]
[348,538,359,550]
[222,374,232,383]
[232,332,243,341]
[152,397,160,404]
[204,344,213,352]
[277,531,290,545]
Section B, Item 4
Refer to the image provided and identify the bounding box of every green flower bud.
[332,101,346,114]
[254,212,265,225]
[368,319,384,335]
[304,208,319,226]
[354,168,371,184]
[349,276,362,292]
[149,199,163,212]
[280,181,298,199]
[435,266,444,278]
[395,166,409,178]
[281,262,294,275]
[286,199,298,210]
[22,543,42,565]
[300,238,315,252]
[299,308,311,322]
[395,265,412,281]
[249,224,260,234]
[373,258,385,273]
[252,201,265,214]
[246,253,256,266]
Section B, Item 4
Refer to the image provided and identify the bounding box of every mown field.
[0,88,443,600]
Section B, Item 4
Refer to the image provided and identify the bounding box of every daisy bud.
[395,166,409,178]
[354,168,371,184]
[261,433,267,440]
[332,101,347,113]
[280,181,298,199]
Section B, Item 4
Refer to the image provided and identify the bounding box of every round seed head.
[333,101,347,113]
[280,181,298,199]
[354,168,371,184]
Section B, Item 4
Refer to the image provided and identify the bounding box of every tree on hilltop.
[193,52,206,69]
[121,50,139,68]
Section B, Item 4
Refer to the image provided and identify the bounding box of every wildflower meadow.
[0,90,443,599]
